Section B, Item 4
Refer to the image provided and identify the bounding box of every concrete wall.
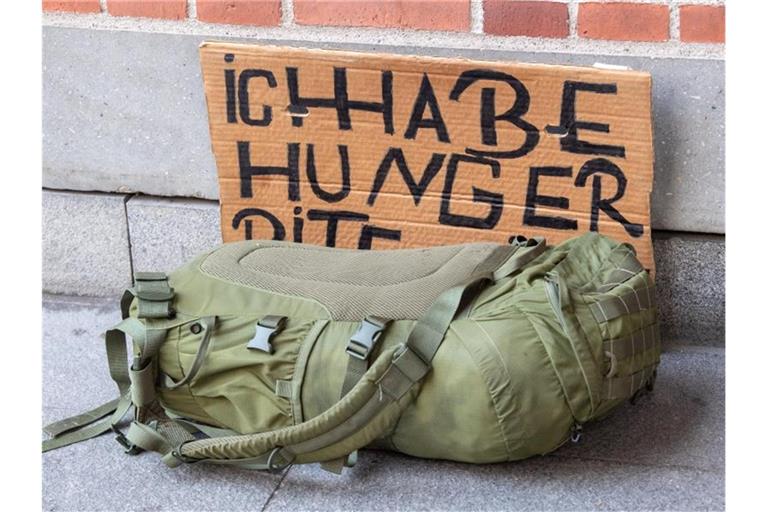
[41,4,725,345]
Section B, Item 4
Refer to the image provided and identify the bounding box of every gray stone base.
[43,190,132,296]
[126,195,222,273]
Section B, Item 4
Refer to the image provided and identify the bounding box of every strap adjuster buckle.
[346,316,389,360]
[112,426,141,455]
[133,272,175,318]
[247,315,287,353]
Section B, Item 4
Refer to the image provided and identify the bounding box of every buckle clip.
[346,316,389,360]
[112,426,141,455]
[247,315,287,353]
[267,447,295,473]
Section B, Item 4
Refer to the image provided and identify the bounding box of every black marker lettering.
[237,69,277,126]
[306,144,351,203]
[449,69,539,159]
[232,208,286,241]
[306,209,369,247]
[367,148,445,206]
[238,141,300,200]
[439,153,503,229]
[574,158,643,237]
[404,74,450,143]
[358,225,402,250]
[292,206,303,243]
[523,166,578,230]
[286,67,394,133]
[546,81,626,158]
[225,69,237,123]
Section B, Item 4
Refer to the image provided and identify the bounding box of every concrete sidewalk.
[42,294,724,511]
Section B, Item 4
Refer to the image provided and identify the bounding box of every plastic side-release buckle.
[247,315,287,354]
[112,426,141,455]
[346,316,389,360]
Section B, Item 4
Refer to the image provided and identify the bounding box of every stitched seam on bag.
[474,320,530,455]
[452,326,515,459]
[511,303,587,423]
[292,320,329,426]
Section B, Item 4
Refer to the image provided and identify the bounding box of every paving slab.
[653,233,726,345]
[42,296,123,412]
[42,429,282,512]
[269,450,723,512]
[42,295,724,511]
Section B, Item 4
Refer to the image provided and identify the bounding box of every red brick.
[294,0,471,32]
[578,2,669,42]
[43,1,101,13]
[680,5,725,43]
[484,1,568,38]
[107,0,187,20]
[197,0,281,26]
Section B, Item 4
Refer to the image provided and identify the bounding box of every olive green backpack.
[42,232,659,473]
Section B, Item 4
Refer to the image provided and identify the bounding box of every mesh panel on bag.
[199,241,503,320]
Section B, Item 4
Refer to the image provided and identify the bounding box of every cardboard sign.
[200,43,655,269]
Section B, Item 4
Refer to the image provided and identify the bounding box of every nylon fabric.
[43,232,660,473]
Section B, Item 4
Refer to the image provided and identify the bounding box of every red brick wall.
[43,1,726,45]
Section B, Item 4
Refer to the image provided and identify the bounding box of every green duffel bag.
[43,232,659,473]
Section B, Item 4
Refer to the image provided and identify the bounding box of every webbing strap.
[544,272,602,422]
[275,380,293,399]
[590,284,656,323]
[162,316,216,390]
[319,451,358,474]
[340,316,389,398]
[604,323,660,362]
[175,246,512,466]
[130,363,157,407]
[42,393,132,452]
[492,237,547,280]
[340,357,367,399]
[134,272,175,319]
[168,417,240,439]
[43,398,122,438]
[113,317,167,369]
[602,365,657,400]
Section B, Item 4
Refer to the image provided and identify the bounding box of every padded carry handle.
[177,343,410,467]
